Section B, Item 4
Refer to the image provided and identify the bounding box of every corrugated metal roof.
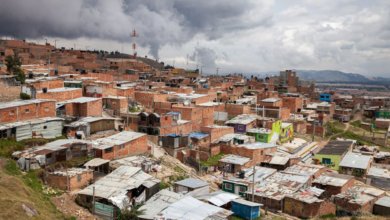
[78,166,160,209]
[219,154,250,165]
[84,158,110,167]
[175,178,209,189]
[375,196,390,207]
[232,198,262,207]
[196,190,239,207]
[159,196,232,220]
[339,152,372,170]
[138,189,183,220]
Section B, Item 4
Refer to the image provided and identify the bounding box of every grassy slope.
[0,159,65,220]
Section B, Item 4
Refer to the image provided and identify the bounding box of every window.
[104,147,113,153]
[9,110,15,116]
[224,182,233,190]
[77,174,82,182]
[44,107,49,112]
[25,109,30,113]
[322,158,331,165]
[43,126,47,129]
[238,186,246,192]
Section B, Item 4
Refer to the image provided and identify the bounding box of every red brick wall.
[100,135,149,160]
[201,126,234,143]
[283,197,336,218]
[46,170,93,191]
[30,79,64,90]
[220,145,276,165]
[36,88,83,102]
[225,104,251,117]
[282,97,303,113]
[0,100,56,123]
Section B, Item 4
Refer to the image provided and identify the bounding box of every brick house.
[312,172,355,199]
[221,142,277,166]
[93,131,149,160]
[282,96,303,113]
[46,168,93,191]
[36,87,83,102]
[138,112,193,136]
[283,190,336,218]
[103,96,128,116]
[0,99,56,123]
[59,97,102,118]
[200,125,234,143]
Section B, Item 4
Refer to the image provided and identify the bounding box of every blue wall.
[231,201,260,220]
[319,93,332,102]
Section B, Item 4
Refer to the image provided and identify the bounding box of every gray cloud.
[0,0,272,58]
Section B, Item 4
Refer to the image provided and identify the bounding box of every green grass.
[0,159,66,219]
[0,136,66,158]
[350,120,361,128]
[325,121,345,137]
[200,153,224,167]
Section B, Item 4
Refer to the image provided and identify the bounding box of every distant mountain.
[295,70,371,82]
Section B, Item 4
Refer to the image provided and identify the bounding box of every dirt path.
[51,193,98,220]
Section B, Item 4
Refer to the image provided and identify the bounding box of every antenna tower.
[131,29,139,58]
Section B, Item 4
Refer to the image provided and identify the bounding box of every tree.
[120,204,145,220]
[5,54,25,84]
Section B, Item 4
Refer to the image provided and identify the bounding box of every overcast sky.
[0,0,389,76]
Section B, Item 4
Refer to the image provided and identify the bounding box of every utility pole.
[312,120,316,142]
[251,165,256,202]
[92,186,96,215]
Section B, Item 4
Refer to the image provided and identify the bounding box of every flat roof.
[219,154,250,165]
[339,152,372,170]
[36,87,81,93]
[261,98,281,103]
[0,99,55,109]
[59,96,101,104]
[375,196,390,207]
[175,178,209,189]
[93,131,146,150]
[225,114,258,125]
[313,172,353,187]
[316,140,353,155]
[238,142,277,150]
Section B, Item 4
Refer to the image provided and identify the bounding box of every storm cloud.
[0,0,272,58]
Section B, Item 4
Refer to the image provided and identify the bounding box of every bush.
[20,92,31,100]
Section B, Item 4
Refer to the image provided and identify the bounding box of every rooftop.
[159,196,232,220]
[219,154,250,165]
[313,172,354,187]
[283,163,325,176]
[316,140,353,156]
[92,131,146,150]
[138,189,183,220]
[238,142,277,150]
[225,114,258,125]
[261,98,281,103]
[339,152,372,170]
[0,99,55,110]
[36,87,81,93]
[375,196,390,208]
[59,96,100,104]
[247,128,272,134]
[78,166,160,209]
[175,178,209,189]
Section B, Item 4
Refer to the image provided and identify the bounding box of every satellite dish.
[183,100,190,106]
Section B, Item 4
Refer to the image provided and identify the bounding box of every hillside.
[295,70,370,82]
[0,159,66,220]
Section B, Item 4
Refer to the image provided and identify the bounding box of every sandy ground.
[51,193,98,220]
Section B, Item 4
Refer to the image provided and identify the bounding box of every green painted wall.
[313,154,342,171]
[222,180,248,196]
[247,132,271,143]
[280,124,294,143]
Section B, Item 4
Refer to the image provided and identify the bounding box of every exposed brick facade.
[0,99,56,123]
